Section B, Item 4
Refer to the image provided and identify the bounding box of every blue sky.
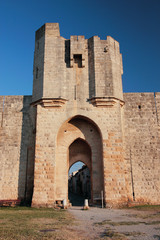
[0,0,160,96]
[69,161,84,175]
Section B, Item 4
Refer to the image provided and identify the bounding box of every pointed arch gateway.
[55,115,104,205]
[69,138,91,170]
[68,139,92,205]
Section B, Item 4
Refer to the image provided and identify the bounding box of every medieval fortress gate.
[0,23,160,207]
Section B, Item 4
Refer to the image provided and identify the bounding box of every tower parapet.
[88,36,123,103]
[32,23,123,107]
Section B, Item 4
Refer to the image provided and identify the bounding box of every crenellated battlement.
[32,23,123,104]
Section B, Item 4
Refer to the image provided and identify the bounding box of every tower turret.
[32,23,123,107]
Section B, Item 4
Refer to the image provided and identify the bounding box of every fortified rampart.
[123,92,160,203]
[0,96,36,205]
[0,23,159,207]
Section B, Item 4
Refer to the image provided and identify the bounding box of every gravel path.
[68,206,160,240]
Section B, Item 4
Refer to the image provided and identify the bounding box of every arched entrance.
[56,115,103,205]
[68,139,92,206]
[68,161,91,206]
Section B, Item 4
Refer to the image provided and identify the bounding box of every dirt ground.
[68,206,160,240]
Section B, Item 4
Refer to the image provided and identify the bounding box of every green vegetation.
[127,204,160,211]
[100,227,145,240]
[0,207,80,240]
[125,204,160,219]
[102,228,128,240]
[95,219,160,227]
[95,220,141,226]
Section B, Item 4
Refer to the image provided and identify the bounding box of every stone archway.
[69,138,91,170]
[55,115,104,204]
[68,138,92,205]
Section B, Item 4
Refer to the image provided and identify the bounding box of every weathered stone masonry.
[0,23,159,207]
[123,92,160,204]
[0,96,36,204]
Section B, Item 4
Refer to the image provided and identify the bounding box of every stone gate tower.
[31,23,128,207]
[1,23,159,208]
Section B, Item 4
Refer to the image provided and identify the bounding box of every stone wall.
[123,92,160,204]
[0,96,36,204]
[1,92,160,207]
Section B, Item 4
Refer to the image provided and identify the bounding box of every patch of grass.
[94,220,111,226]
[95,219,160,228]
[123,231,145,237]
[110,221,142,226]
[101,227,145,239]
[127,205,160,211]
[129,212,160,219]
[95,220,144,226]
[124,210,160,220]
[102,228,128,240]
[0,207,82,240]
[145,220,160,225]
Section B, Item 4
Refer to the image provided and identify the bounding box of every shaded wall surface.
[0,96,36,204]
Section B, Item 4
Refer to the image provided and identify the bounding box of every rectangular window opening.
[74,54,82,68]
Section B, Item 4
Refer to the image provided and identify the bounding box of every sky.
[69,161,84,175]
[0,0,160,97]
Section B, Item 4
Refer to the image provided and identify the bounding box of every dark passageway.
[68,161,91,206]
